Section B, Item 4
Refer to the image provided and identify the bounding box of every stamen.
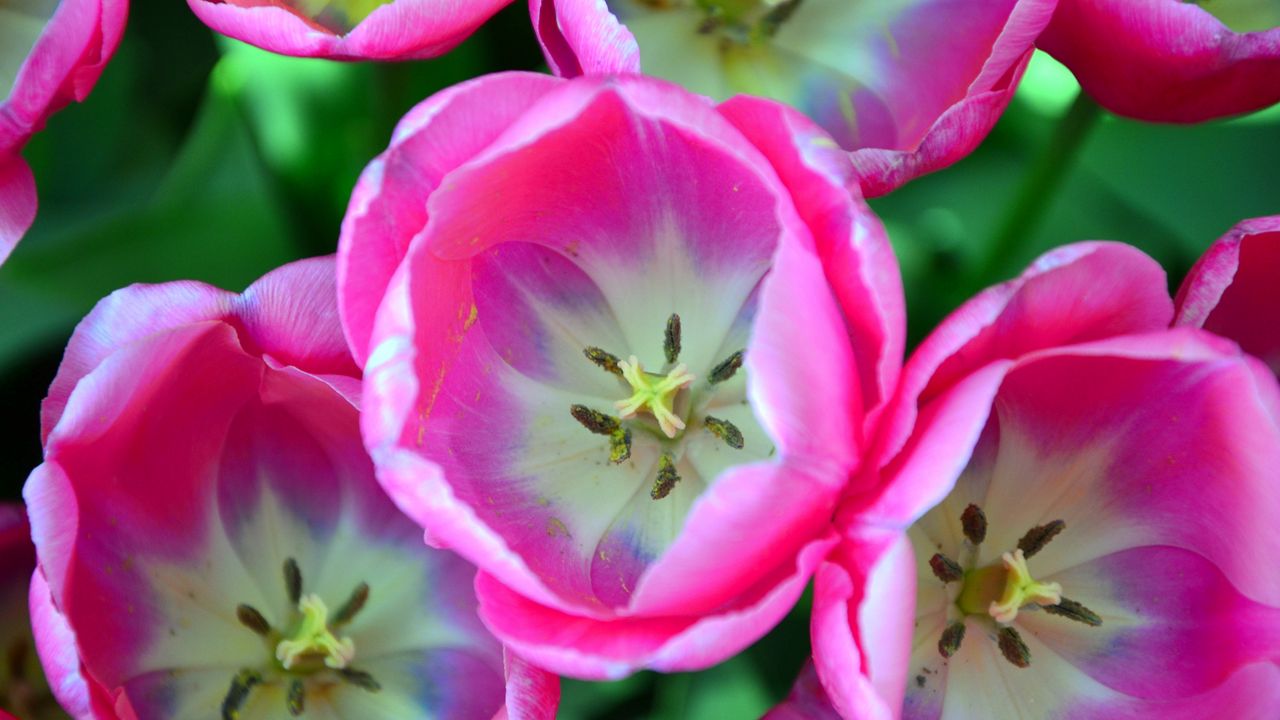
[664,314,682,364]
[961,504,987,545]
[1016,519,1065,559]
[651,453,681,500]
[584,347,623,376]
[616,356,695,438]
[929,553,964,584]
[236,604,272,637]
[283,558,302,606]
[938,621,966,659]
[988,550,1062,624]
[275,594,356,670]
[286,679,305,717]
[760,0,803,35]
[997,626,1031,668]
[332,582,370,626]
[339,668,382,692]
[220,668,262,720]
[703,416,745,449]
[570,404,621,435]
[609,428,632,464]
[708,351,744,384]
[1045,597,1103,627]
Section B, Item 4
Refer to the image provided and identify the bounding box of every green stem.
[652,672,693,719]
[977,90,1104,281]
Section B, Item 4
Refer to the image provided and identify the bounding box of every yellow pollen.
[615,356,695,438]
[988,549,1062,624]
[275,594,356,670]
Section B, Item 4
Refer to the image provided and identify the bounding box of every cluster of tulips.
[2,0,1279,718]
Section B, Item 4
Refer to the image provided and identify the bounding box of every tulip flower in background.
[22,257,559,719]
[339,72,905,679]
[782,242,1280,718]
[528,0,1058,196]
[0,0,128,266]
[0,505,65,720]
[1038,0,1280,122]
[187,0,512,60]
[1176,216,1280,375]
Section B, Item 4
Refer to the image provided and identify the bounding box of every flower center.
[637,0,804,42]
[615,357,696,438]
[225,558,380,718]
[927,505,1101,668]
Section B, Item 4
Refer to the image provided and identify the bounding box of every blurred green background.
[1,3,1277,716]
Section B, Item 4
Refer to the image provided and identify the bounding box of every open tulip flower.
[187,0,511,60]
[1,0,128,266]
[528,0,1057,196]
[1176,216,1280,375]
[788,242,1280,718]
[1038,0,1280,122]
[22,257,558,719]
[339,73,904,678]
[0,505,65,720]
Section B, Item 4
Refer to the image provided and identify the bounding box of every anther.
[570,404,620,435]
[339,668,382,692]
[332,582,370,626]
[286,679,305,717]
[961,504,987,545]
[938,621,966,659]
[1045,597,1103,627]
[664,313,682,364]
[220,668,262,720]
[1016,520,1065,559]
[997,626,1031,668]
[283,558,302,606]
[708,350,744,384]
[584,347,623,376]
[703,416,745,449]
[235,604,272,637]
[651,453,680,500]
[929,553,964,584]
[609,428,632,464]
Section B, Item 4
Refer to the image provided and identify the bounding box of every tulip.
[187,0,512,60]
[339,73,905,678]
[528,0,1058,196]
[1,0,128,265]
[24,257,558,719]
[1038,0,1280,122]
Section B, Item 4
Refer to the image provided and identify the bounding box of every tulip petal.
[0,153,35,267]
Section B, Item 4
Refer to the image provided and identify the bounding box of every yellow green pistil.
[928,505,1100,669]
[275,594,356,671]
[615,356,696,438]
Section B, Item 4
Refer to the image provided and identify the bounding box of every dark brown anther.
[651,453,680,500]
[570,404,620,435]
[664,314,682,364]
[938,621,966,659]
[708,350,744,384]
[283,558,302,606]
[929,553,964,584]
[1016,520,1066,559]
[221,668,262,720]
[703,416,745,449]
[997,626,1031,668]
[609,428,632,464]
[235,604,271,636]
[961,504,987,545]
[286,679,305,716]
[761,0,803,35]
[333,582,370,626]
[583,347,623,376]
[1044,597,1103,627]
[339,668,382,692]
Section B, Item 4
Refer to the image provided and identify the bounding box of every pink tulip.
[1,0,128,266]
[339,73,904,678]
[0,504,64,720]
[787,242,1280,718]
[1039,0,1280,122]
[187,0,512,60]
[527,0,1058,196]
[1176,216,1280,374]
[23,257,559,719]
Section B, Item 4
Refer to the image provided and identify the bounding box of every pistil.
[615,356,696,438]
